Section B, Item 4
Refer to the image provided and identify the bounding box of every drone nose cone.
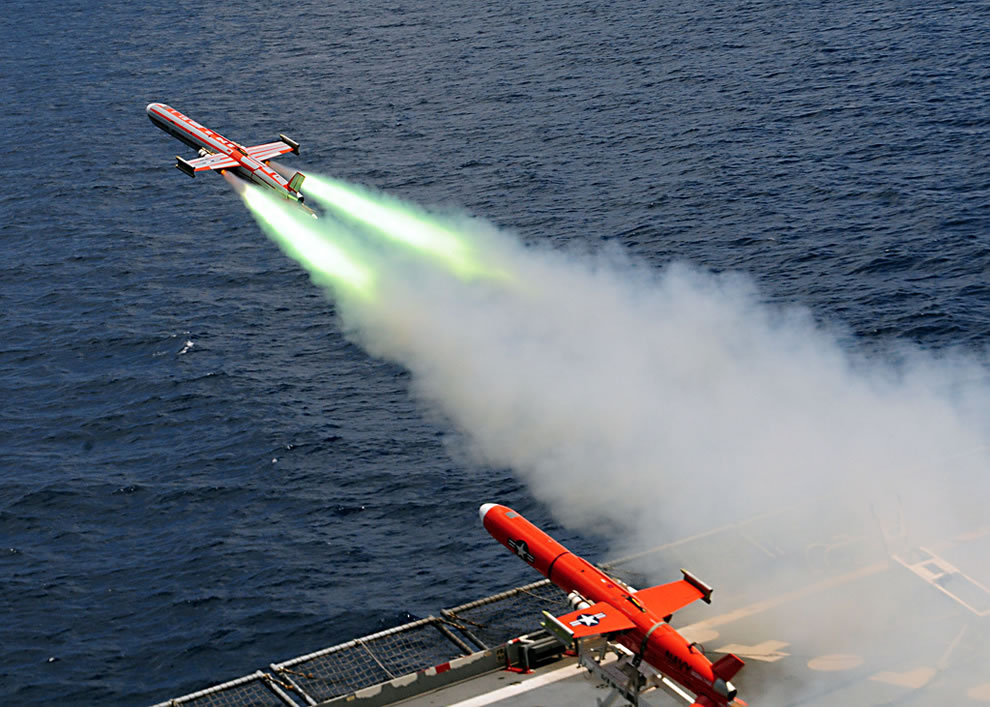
[479,503,497,524]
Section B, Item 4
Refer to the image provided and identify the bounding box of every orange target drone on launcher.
[481,503,747,706]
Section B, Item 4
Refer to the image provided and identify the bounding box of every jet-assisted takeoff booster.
[146,103,313,215]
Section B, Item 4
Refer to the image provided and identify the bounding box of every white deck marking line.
[807,654,864,671]
[738,530,779,559]
[444,663,586,706]
[936,624,967,671]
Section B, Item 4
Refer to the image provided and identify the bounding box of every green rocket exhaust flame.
[303,175,493,279]
[240,183,375,298]
[237,171,514,308]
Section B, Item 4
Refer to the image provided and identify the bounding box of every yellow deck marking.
[953,525,990,543]
[714,640,790,662]
[869,667,935,689]
[968,683,990,701]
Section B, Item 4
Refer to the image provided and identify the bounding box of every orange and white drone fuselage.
[480,503,746,707]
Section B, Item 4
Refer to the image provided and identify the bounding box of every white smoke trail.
[340,222,988,544]
[250,181,990,702]
[329,207,989,703]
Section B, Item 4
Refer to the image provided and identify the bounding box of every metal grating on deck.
[149,670,298,707]
[270,617,471,704]
[152,579,570,707]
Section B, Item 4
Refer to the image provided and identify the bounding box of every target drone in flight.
[146,103,312,213]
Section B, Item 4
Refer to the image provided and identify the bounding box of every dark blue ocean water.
[2,1,988,704]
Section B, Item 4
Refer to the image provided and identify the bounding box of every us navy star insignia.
[570,612,607,627]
